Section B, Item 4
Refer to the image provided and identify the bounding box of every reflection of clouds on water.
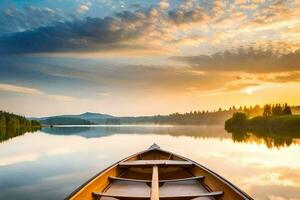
[0,126,300,199]
[249,185,300,200]
[276,168,300,187]
[0,153,39,166]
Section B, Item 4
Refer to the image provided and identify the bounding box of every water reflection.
[0,125,300,200]
[43,125,231,139]
[45,125,300,149]
[0,126,41,143]
[227,128,300,149]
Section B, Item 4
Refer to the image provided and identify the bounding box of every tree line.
[0,111,40,128]
[102,104,300,125]
[262,103,292,117]
[225,103,300,133]
[230,129,294,149]
[152,104,299,125]
[0,111,41,142]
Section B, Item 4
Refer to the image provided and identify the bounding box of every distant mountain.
[76,112,114,122]
[51,112,113,120]
[39,116,92,125]
[33,112,114,125]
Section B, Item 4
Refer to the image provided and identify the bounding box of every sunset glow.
[0,0,299,116]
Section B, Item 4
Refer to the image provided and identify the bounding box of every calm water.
[0,125,300,200]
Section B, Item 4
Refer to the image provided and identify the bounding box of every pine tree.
[283,104,292,115]
[263,104,272,117]
[0,114,6,127]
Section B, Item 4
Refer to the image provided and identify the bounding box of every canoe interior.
[68,146,252,200]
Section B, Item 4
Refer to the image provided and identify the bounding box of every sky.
[0,0,299,117]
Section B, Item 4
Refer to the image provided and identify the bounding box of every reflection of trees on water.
[43,125,231,140]
[43,126,298,149]
[43,127,91,135]
[230,129,296,149]
[0,126,41,143]
[3,124,298,149]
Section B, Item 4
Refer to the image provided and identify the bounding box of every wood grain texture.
[151,165,159,200]
[108,175,204,183]
[119,160,193,168]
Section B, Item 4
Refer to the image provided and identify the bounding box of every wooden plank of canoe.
[108,176,205,183]
[159,180,214,199]
[119,160,193,168]
[151,166,159,200]
[92,191,223,200]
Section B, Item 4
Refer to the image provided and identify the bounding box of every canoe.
[66,144,253,200]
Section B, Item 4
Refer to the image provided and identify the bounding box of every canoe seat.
[108,176,205,183]
[93,191,223,200]
[119,160,193,168]
[93,179,222,200]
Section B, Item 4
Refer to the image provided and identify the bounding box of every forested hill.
[0,111,41,142]
[0,111,41,128]
[39,116,92,125]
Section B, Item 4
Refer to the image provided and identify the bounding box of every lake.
[0,125,300,200]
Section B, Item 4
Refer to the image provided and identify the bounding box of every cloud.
[257,71,300,83]
[235,0,247,4]
[129,3,142,9]
[48,94,75,101]
[0,12,157,54]
[167,1,211,25]
[0,6,66,36]
[240,0,299,28]
[96,92,110,96]
[77,5,90,13]
[239,4,258,10]
[0,1,225,55]
[5,53,300,99]
[0,83,42,95]
[0,83,75,102]
[172,48,300,73]
[0,53,244,95]
[28,61,252,95]
[0,0,298,60]
[223,81,261,93]
[159,1,170,10]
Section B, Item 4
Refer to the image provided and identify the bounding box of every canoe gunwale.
[65,145,253,200]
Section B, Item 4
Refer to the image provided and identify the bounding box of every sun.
[243,87,256,95]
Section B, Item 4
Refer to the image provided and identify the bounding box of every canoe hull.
[66,145,253,200]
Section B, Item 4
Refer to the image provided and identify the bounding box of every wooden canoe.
[66,144,253,200]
